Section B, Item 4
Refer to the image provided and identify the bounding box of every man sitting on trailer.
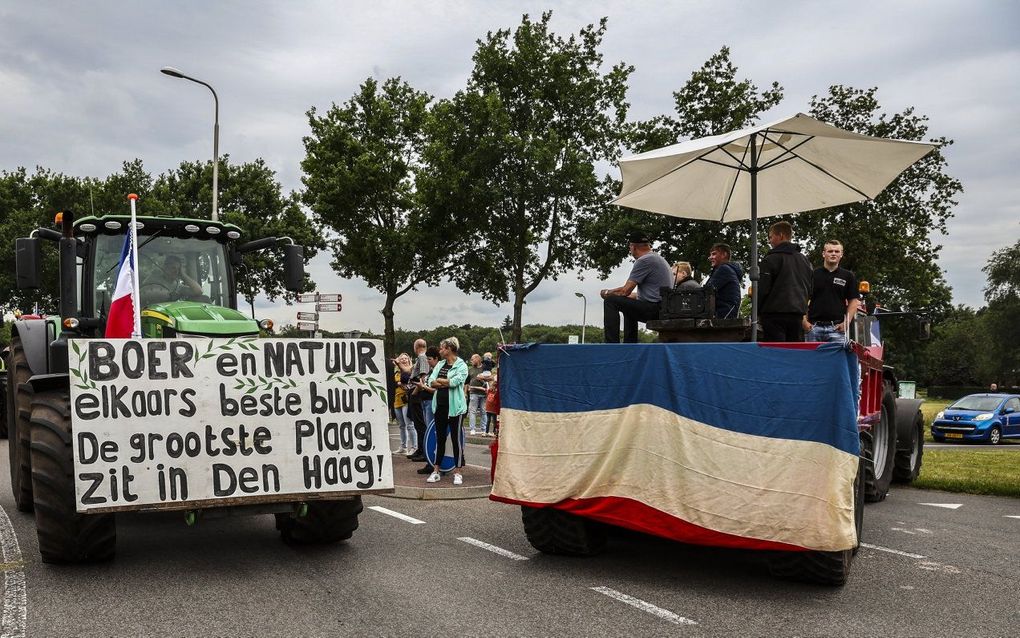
[600,232,673,343]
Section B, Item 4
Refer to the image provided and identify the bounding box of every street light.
[160,66,220,221]
[574,292,587,344]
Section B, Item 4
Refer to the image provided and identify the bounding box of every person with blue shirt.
[425,337,469,485]
[600,232,673,343]
[705,243,744,319]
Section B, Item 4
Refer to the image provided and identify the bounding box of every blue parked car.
[931,393,1020,445]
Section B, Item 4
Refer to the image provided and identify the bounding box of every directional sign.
[298,293,318,303]
[318,293,342,303]
[296,321,318,332]
[316,303,342,313]
[296,311,318,321]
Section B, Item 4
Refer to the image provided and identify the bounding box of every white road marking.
[1005,515,1020,520]
[860,543,961,572]
[367,505,426,525]
[891,528,917,535]
[918,502,962,510]
[591,586,697,626]
[457,537,529,561]
[860,543,927,559]
[918,561,961,574]
[0,506,26,638]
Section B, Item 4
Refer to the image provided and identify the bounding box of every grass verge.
[913,449,1020,498]
[921,398,951,443]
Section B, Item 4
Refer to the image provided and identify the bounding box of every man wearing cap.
[600,233,673,343]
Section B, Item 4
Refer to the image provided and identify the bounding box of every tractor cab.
[14,212,304,339]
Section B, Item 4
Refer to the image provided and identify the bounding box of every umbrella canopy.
[612,113,937,340]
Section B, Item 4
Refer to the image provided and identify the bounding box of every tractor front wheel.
[864,387,897,502]
[30,389,116,563]
[276,497,363,544]
[893,409,925,483]
[8,339,34,512]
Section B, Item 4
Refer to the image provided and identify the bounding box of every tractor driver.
[141,254,204,304]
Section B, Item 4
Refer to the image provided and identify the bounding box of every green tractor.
[3,211,363,563]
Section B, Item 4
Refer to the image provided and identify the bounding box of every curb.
[385,484,492,500]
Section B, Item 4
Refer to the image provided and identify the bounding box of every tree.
[580,46,783,280]
[798,86,960,314]
[0,167,95,313]
[301,76,445,361]
[979,239,1020,384]
[150,157,324,314]
[924,306,983,386]
[420,12,633,342]
[0,158,318,317]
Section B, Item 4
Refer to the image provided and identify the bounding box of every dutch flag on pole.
[105,194,142,338]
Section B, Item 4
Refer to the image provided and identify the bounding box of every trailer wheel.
[8,339,35,512]
[893,409,924,483]
[29,389,116,563]
[864,388,897,502]
[521,506,607,556]
[769,446,865,585]
[276,497,363,544]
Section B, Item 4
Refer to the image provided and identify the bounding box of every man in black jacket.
[758,221,812,341]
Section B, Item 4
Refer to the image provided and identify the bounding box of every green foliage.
[983,239,1020,303]
[799,86,959,317]
[924,306,983,385]
[420,12,633,341]
[301,76,444,360]
[912,449,1020,498]
[581,46,783,278]
[0,158,318,317]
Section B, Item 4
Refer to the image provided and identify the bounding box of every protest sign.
[69,337,393,513]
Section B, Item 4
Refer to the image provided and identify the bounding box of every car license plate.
[946,433,964,439]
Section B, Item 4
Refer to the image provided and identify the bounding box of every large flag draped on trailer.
[490,342,862,552]
[104,234,140,338]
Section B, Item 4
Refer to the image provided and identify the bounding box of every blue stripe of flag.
[499,343,860,455]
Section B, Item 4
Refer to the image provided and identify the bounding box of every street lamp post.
[160,66,220,221]
[574,292,587,344]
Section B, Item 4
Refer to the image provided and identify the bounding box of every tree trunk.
[512,288,525,344]
[382,293,397,415]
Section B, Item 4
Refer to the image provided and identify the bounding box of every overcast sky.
[2,0,1017,336]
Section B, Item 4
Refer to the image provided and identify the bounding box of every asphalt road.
[2,438,1019,637]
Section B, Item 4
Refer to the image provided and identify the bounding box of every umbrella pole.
[749,133,759,342]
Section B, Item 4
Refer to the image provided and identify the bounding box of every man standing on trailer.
[803,240,862,342]
[758,221,813,341]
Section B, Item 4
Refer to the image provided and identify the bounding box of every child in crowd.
[484,368,499,436]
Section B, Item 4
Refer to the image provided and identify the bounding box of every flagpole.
[127,193,142,338]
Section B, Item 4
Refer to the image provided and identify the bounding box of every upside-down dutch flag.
[104,234,140,338]
[490,342,861,553]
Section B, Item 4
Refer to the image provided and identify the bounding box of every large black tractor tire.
[276,497,363,544]
[8,339,35,512]
[769,445,866,585]
[893,408,925,483]
[0,371,8,439]
[30,389,116,563]
[863,387,897,503]
[521,506,607,556]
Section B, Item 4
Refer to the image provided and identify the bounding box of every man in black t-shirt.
[803,240,862,342]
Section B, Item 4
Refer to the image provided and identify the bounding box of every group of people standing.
[601,222,861,343]
[391,340,500,485]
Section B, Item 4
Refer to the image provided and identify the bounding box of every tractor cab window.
[93,233,230,317]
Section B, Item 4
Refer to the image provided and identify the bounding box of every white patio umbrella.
[612,112,936,340]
